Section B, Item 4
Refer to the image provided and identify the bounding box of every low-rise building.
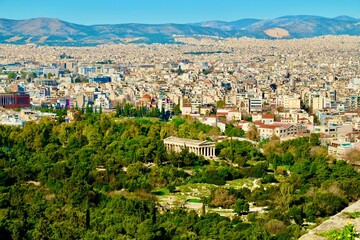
[255,122,298,140]
[328,141,360,159]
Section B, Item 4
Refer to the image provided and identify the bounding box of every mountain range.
[0,15,359,45]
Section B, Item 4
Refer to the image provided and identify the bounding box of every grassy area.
[274,174,288,182]
[155,178,264,211]
[152,188,170,196]
[156,179,257,205]
[344,212,360,219]
[177,183,217,197]
[225,178,254,189]
[303,223,317,230]
[134,117,160,122]
[268,163,276,171]
[246,160,259,166]
[156,183,216,206]
[207,208,235,216]
[317,222,359,240]
[277,165,291,170]
[154,183,215,206]
[187,199,202,203]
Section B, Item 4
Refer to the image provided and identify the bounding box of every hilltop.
[0,15,359,45]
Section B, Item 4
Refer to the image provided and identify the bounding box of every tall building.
[250,98,262,112]
[311,94,324,114]
[345,95,360,110]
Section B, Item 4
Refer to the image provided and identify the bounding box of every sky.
[0,0,359,25]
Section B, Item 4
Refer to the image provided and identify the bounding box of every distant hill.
[332,15,359,22]
[0,15,359,45]
[242,15,360,38]
[0,18,231,45]
[190,18,261,31]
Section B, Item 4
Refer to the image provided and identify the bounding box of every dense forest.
[0,110,359,239]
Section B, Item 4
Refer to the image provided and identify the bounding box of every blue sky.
[0,0,359,24]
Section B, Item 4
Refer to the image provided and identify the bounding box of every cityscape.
[1,35,360,159]
[0,0,360,239]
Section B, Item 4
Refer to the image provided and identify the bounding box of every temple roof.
[163,136,215,147]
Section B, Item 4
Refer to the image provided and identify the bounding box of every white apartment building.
[250,98,262,112]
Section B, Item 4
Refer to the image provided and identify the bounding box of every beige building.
[255,123,298,140]
[163,136,215,157]
[328,141,360,159]
[227,110,242,122]
[284,96,301,109]
[311,94,324,114]
[181,104,192,115]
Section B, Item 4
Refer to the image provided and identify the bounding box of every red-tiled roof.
[319,133,332,138]
[262,114,275,119]
[258,124,277,129]
[257,122,294,129]
[142,94,151,99]
[346,132,360,136]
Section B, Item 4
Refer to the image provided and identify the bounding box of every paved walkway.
[219,137,258,145]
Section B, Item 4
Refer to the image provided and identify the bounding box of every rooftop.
[163,136,214,147]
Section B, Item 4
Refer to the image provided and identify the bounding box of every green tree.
[281,152,294,166]
[210,188,236,208]
[216,100,226,108]
[28,72,37,82]
[225,124,245,137]
[173,104,181,115]
[309,133,320,146]
[288,206,304,225]
[7,72,17,80]
[20,72,26,78]
[265,219,287,236]
[234,199,249,215]
[246,124,260,142]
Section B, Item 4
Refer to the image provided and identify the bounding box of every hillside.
[0,15,359,45]
[0,110,359,239]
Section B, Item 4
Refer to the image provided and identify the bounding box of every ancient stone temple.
[163,136,215,157]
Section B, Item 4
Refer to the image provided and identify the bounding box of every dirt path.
[251,179,260,190]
